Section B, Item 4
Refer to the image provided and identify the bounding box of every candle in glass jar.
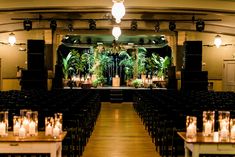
[29,121,36,135]
[22,118,29,132]
[53,126,60,137]
[231,125,235,139]
[13,121,20,136]
[19,126,26,137]
[55,121,62,133]
[45,124,52,136]
[204,121,212,135]
[220,127,228,139]
[0,122,6,136]
[187,123,196,137]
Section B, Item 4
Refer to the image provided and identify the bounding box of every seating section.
[0,89,101,157]
[133,90,235,157]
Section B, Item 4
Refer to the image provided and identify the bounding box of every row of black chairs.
[133,90,235,157]
[0,89,101,157]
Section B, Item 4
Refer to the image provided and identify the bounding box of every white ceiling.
[0,0,234,36]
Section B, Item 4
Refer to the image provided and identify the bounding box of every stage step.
[110,89,123,103]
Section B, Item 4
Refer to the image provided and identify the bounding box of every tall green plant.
[62,52,74,79]
[119,50,134,80]
[137,47,147,75]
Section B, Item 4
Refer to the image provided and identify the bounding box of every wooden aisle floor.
[81,102,160,157]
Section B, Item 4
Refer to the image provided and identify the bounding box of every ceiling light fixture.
[155,21,160,32]
[23,19,32,31]
[89,19,96,30]
[8,32,16,46]
[196,19,205,32]
[50,19,57,31]
[214,35,222,48]
[112,0,125,23]
[130,20,137,31]
[169,21,176,31]
[112,26,121,40]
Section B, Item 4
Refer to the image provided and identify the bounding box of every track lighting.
[50,19,57,31]
[196,19,205,32]
[130,20,137,31]
[155,21,160,32]
[23,19,32,31]
[89,19,96,30]
[169,21,176,31]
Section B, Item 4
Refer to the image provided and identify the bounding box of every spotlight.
[68,24,74,32]
[169,21,176,31]
[155,21,160,32]
[50,19,57,31]
[139,38,144,45]
[89,19,96,30]
[130,20,137,31]
[87,37,92,44]
[23,19,32,31]
[196,20,205,32]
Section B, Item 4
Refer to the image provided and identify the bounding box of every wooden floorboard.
[82,102,160,157]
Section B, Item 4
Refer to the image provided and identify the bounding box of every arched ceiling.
[0,0,234,36]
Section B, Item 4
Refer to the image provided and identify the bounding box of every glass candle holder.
[20,109,31,135]
[28,111,38,136]
[202,111,215,136]
[218,111,230,140]
[0,111,8,136]
[54,113,63,134]
[186,116,197,138]
[45,117,54,136]
[230,118,235,140]
[13,116,21,136]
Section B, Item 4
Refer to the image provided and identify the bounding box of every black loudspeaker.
[183,41,202,71]
[27,40,45,70]
[181,71,208,91]
[21,40,47,90]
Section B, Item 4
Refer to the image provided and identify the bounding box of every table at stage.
[177,132,235,157]
[0,131,67,157]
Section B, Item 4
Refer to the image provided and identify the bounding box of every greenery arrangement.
[131,79,142,88]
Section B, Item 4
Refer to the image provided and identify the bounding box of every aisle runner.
[82,102,160,157]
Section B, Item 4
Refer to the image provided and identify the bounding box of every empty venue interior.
[0,0,235,157]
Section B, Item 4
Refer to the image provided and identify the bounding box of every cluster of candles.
[0,110,62,138]
[186,111,235,140]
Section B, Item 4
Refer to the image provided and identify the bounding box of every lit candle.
[204,121,212,136]
[13,121,20,136]
[22,118,29,133]
[55,121,62,133]
[231,125,235,139]
[187,123,196,138]
[45,124,52,136]
[220,127,228,139]
[19,126,26,137]
[0,122,6,136]
[29,121,36,135]
[53,126,60,137]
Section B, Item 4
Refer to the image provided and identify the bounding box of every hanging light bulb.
[8,32,16,46]
[112,26,121,40]
[214,35,222,48]
[112,0,125,23]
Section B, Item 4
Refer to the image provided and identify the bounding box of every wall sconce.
[89,19,96,30]
[214,35,222,48]
[23,19,32,31]
[8,32,16,46]
[130,20,137,31]
[169,21,176,31]
[196,19,205,32]
[155,21,160,32]
[50,19,57,31]
[112,0,125,23]
[112,26,121,40]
